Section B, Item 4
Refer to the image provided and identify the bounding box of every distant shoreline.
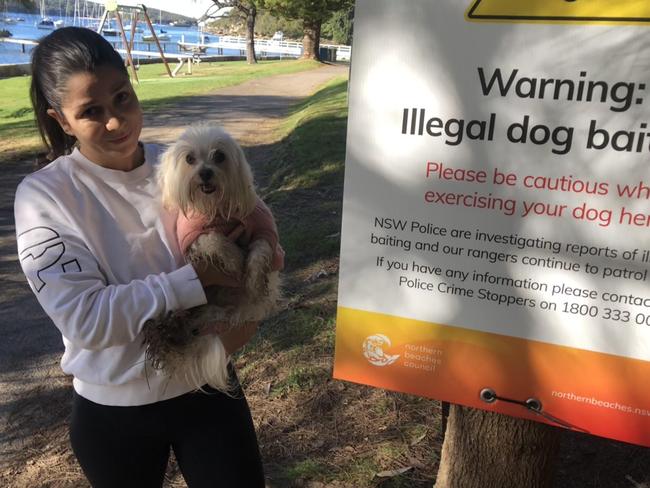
[0,56,295,78]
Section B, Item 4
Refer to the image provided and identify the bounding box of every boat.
[124,23,143,33]
[36,18,56,29]
[36,0,62,30]
[178,42,207,54]
[142,31,170,42]
[102,19,120,37]
[36,17,63,29]
[1,3,18,24]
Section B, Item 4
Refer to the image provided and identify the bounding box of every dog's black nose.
[199,168,214,182]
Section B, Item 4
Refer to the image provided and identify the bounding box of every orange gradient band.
[334,307,650,447]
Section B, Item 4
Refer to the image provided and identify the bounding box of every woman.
[15,26,265,487]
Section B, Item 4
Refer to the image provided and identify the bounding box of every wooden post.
[96,9,109,34]
[124,11,139,72]
[128,11,138,55]
[140,5,172,77]
[114,9,139,83]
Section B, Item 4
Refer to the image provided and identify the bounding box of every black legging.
[70,380,265,488]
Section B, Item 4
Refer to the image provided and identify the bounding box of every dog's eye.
[212,150,225,164]
[185,153,195,165]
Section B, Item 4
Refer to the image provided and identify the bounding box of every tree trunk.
[436,405,561,488]
[301,18,321,60]
[245,6,257,64]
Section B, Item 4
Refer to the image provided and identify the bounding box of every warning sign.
[336,0,650,448]
[467,0,650,25]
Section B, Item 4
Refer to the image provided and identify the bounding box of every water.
[0,11,243,65]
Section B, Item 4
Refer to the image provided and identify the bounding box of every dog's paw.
[245,239,273,296]
[189,233,245,279]
[245,266,270,297]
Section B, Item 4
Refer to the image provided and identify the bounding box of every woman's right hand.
[199,321,259,355]
[194,261,241,288]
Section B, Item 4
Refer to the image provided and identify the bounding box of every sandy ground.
[0,62,348,486]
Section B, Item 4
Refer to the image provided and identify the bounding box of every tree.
[255,10,302,39]
[206,1,261,64]
[6,0,35,12]
[321,4,353,45]
[262,0,353,60]
[436,405,562,488]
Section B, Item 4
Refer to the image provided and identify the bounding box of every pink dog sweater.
[176,198,285,271]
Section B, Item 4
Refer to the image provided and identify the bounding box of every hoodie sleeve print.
[14,180,206,351]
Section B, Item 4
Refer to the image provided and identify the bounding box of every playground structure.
[94,2,351,80]
[96,2,191,82]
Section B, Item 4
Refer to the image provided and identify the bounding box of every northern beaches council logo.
[466,0,650,25]
[362,334,400,367]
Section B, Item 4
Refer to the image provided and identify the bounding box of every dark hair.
[30,27,128,161]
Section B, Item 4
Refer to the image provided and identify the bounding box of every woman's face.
[48,65,143,171]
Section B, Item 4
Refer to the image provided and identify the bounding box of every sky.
[85,1,225,20]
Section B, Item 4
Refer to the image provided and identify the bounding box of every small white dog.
[143,124,283,392]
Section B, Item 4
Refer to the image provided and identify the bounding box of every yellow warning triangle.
[467,0,650,25]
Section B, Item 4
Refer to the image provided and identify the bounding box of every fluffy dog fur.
[143,124,281,392]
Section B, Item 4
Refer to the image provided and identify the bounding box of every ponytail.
[30,71,77,161]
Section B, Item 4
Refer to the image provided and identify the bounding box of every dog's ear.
[158,145,182,211]
[229,142,257,218]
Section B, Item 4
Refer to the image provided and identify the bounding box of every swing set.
[98,1,198,83]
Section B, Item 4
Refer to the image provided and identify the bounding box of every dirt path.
[0,62,348,487]
[141,63,347,146]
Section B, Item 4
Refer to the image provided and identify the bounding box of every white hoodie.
[14,144,217,406]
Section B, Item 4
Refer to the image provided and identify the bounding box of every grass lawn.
[232,77,444,487]
[0,59,320,164]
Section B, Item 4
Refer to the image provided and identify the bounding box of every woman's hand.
[201,321,259,355]
[193,226,257,354]
[194,261,241,288]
